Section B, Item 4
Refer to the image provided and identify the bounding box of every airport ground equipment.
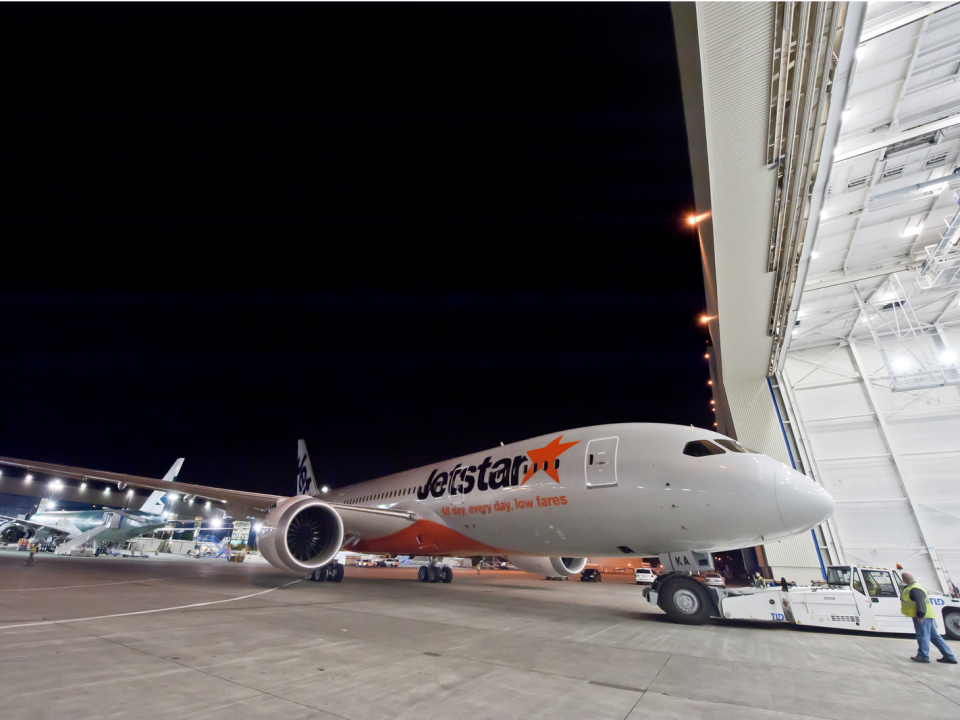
[646,564,960,638]
[190,534,231,558]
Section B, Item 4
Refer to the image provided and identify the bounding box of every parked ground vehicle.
[635,567,657,585]
[646,564,960,638]
[699,571,725,587]
[581,568,602,583]
[382,557,399,568]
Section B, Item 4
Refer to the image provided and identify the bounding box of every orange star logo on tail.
[521,435,579,484]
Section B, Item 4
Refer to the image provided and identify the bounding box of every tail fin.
[139,458,184,514]
[297,439,321,497]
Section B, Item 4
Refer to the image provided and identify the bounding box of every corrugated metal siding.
[725,377,791,466]
[697,2,778,381]
[725,376,822,573]
[764,532,822,572]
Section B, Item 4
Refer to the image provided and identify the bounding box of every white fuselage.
[329,423,834,558]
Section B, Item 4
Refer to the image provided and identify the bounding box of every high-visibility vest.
[901,582,935,619]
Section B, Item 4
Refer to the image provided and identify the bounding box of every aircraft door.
[585,437,618,488]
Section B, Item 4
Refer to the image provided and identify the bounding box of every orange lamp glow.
[708,380,713,385]
[704,353,710,359]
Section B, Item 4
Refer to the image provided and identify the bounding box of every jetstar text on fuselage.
[416,436,578,500]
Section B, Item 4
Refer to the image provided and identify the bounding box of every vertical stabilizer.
[139,458,184,514]
[297,439,321,497]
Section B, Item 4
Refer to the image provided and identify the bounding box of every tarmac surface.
[2,548,959,720]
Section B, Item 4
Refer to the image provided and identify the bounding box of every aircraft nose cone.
[774,465,834,534]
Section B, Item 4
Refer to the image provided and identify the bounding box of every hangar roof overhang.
[674,1,960,397]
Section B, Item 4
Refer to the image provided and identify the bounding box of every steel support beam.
[775,367,846,565]
[847,339,950,592]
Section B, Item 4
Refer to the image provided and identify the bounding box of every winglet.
[297,440,321,497]
[139,458,185,514]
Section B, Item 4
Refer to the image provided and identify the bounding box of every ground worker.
[754,572,765,588]
[901,571,957,664]
[26,541,38,565]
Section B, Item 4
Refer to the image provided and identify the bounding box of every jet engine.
[508,556,587,578]
[257,496,344,574]
[0,523,34,543]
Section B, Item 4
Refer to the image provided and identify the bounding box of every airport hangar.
[677,0,960,595]
[3,4,960,720]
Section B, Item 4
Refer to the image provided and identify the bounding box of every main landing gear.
[308,562,344,583]
[417,563,453,584]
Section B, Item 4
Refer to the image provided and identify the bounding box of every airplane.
[0,459,184,551]
[0,424,834,624]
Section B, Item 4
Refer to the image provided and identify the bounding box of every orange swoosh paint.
[348,519,509,556]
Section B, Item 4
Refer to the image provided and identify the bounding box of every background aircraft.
[0,459,183,551]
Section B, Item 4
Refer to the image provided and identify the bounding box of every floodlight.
[25,474,33,484]
[810,251,820,259]
[321,486,329,493]
[893,357,912,372]
[940,351,957,366]
[254,523,263,532]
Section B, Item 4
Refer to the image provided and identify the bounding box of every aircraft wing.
[0,514,72,536]
[0,457,418,534]
[0,456,284,518]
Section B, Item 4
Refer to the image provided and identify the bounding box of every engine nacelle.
[257,496,344,574]
[509,556,587,578]
[0,523,34,543]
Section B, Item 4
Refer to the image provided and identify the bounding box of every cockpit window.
[714,438,755,453]
[683,440,726,457]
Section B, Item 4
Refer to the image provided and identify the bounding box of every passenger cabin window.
[554,458,560,469]
[588,454,593,465]
[682,440,726,457]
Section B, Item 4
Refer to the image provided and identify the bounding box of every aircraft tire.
[313,568,326,582]
[658,577,710,625]
[332,563,344,583]
[427,566,440,583]
[418,566,429,582]
[441,566,453,584]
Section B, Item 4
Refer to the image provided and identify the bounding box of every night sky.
[1,4,709,497]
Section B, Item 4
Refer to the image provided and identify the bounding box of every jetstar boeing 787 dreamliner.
[0,423,834,624]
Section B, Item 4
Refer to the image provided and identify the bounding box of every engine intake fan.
[258,496,344,574]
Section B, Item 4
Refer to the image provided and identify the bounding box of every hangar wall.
[725,377,824,583]
[781,332,960,593]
